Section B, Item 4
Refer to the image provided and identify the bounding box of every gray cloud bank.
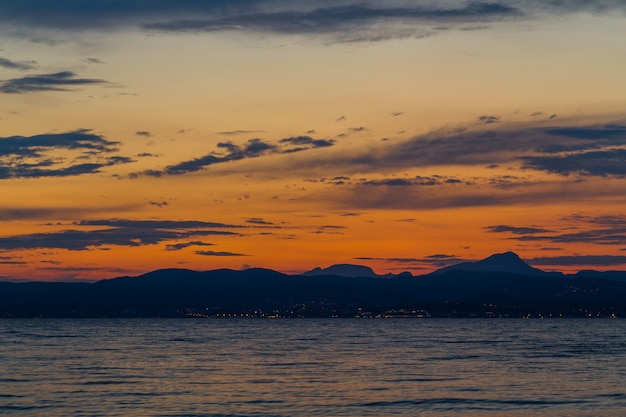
[1,1,625,42]
[338,122,626,177]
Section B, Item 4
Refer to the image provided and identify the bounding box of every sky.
[1,0,626,281]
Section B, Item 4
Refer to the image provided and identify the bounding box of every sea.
[1,319,625,417]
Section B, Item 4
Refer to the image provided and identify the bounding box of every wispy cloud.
[0,71,108,94]
[165,241,215,251]
[486,214,626,246]
[484,225,553,235]
[195,250,247,257]
[0,56,38,71]
[528,255,626,267]
[133,135,335,177]
[0,129,133,179]
[0,219,242,251]
[298,121,626,179]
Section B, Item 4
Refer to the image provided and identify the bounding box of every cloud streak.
[134,135,334,177]
[0,129,133,179]
[486,215,626,246]
[0,219,242,251]
[0,71,108,94]
[2,1,624,42]
[0,56,37,71]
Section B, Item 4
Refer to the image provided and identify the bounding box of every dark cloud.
[0,129,133,179]
[195,250,247,257]
[0,56,38,71]
[0,1,262,30]
[146,138,276,176]
[144,2,519,42]
[0,129,118,154]
[135,135,335,177]
[148,200,168,208]
[478,115,500,124]
[487,215,626,247]
[528,255,626,267]
[165,241,214,251]
[217,130,265,136]
[1,1,624,44]
[506,227,626,246]
[360,175,465,187]
[522,149,626,177]
[484,225,552,235]
[279,136,335,150]
[324,122,626,179]
[245,217,274,225]
[135,131,153,137]
[0,219,242,251]
[78,219,241,229]
[0,205,141,221]
[0,71,108,94]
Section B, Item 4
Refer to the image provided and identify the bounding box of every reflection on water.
[1,319,625,416]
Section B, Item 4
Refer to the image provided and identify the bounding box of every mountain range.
[2,252,626,318]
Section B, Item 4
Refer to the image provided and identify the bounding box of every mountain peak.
[434,251,547,276]
[302,264,378,278]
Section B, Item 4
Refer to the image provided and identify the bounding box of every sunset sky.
[1,1,626,281]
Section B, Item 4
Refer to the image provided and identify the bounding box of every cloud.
[316,122,626,179]
[486,215,626,246]
[528,255,626,267]
[144,2,520,43]
[245,217,274,225]
[484,225,553,234]
[279,136,335,153]
[195,250,247,257]
[0,56,37,71]
[148,200,168,208]
[478,115,500,124]
[0,219,243,251]
[135,131,153,137]
[77,219,242,229]
[0,129,133,179]
[165,241,215,251]
[135,135,335,177]
[0,71,108,94]
[522,148,626,177]
[1,1,625,44]
[361,175,466,187]
[217,130,265,136]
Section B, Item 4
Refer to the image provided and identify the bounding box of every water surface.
[1,319,625,416]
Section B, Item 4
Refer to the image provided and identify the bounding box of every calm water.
[1,319,625,417]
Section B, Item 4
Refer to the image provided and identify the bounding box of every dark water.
[1,319,625,416]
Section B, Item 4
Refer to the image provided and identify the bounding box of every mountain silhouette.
[433,251,552,276]
[303,264,380,278]
[1,252,626,317]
